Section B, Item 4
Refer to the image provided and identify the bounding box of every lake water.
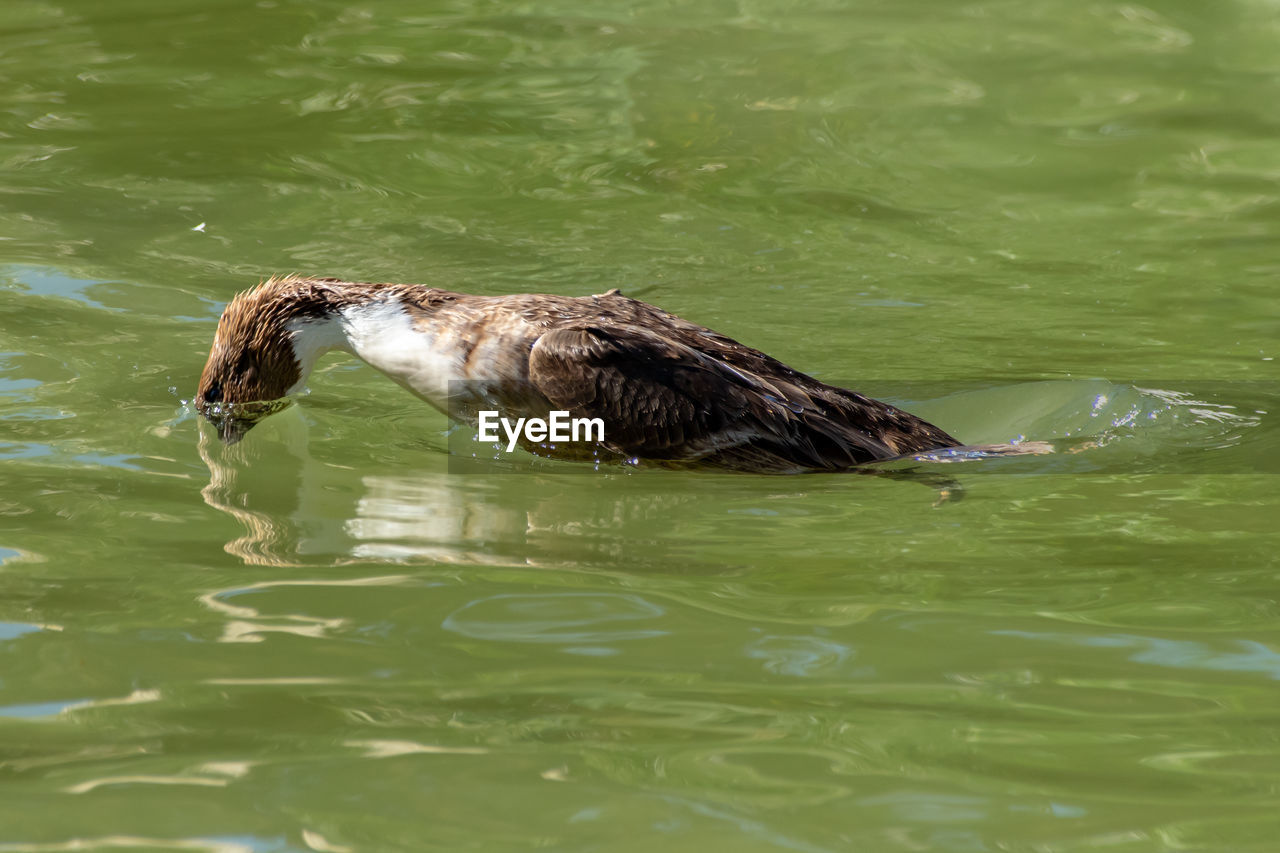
[2,1,1279,850]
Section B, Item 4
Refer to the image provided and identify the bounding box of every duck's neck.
[285,295,465,409]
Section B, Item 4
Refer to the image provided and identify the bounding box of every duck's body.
[196,275,963,471]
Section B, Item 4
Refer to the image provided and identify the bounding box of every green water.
[2,0,1279,850]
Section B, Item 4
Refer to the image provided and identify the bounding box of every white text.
[476,410,605,453]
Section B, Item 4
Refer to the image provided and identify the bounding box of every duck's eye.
[204,382,222,404]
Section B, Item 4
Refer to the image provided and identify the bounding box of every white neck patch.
[333,297,464,407]
[285,314,347,396]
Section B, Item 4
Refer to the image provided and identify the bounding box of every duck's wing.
[526,325,898,470]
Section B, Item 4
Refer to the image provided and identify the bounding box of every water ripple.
[443,593,668,645]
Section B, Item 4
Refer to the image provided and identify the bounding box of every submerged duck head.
[196,278,316,443]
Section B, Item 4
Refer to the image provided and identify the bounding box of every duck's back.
[411,289,961,472]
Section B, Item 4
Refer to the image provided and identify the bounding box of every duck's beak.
[198,399,292,445]
[214,415,256,445]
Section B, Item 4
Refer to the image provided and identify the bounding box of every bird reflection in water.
[195,410,714,570]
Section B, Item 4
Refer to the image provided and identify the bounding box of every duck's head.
[196,276,332,443]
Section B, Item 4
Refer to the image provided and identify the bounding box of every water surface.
[2,1,1279,850]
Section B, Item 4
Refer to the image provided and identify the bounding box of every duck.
[196,274,986,472]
